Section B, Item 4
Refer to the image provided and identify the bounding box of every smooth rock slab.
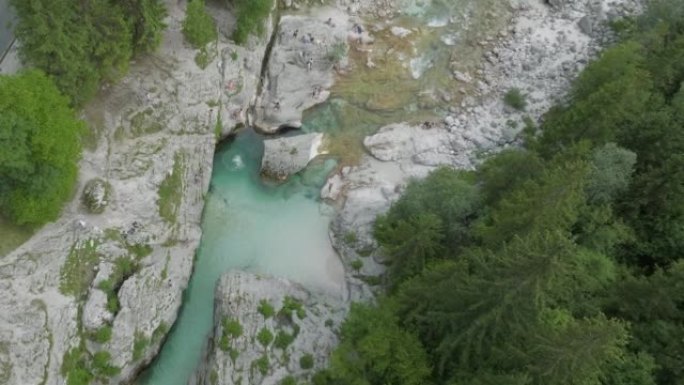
[261,133,324,180]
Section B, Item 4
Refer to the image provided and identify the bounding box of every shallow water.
[303,0,510,163]
[138,130,343,385]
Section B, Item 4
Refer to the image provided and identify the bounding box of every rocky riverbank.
[324,0,644,294]
[0,0,275,383]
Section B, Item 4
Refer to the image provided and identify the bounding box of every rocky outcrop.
[0,1,275,384]
[261,133,324,180]
[252,8,350,133]
[191,271,346,385]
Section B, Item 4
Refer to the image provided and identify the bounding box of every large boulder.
[261,133,324,180]
[252,8,350,133]
[190,271,347,385]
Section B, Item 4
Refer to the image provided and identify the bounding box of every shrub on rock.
[82,178,112,214]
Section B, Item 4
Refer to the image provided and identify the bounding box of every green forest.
[313,2,684,385]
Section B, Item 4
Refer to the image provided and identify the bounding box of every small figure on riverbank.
[293,29,299,39]
[307,57,313,71]
[273,100,281,111]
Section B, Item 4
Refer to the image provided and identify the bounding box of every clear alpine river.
[137,0,510,383]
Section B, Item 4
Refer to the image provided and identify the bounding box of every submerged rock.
[191,271,346,385]
[261,133,324,180]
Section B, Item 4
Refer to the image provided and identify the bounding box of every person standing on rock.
[307,57,313,71]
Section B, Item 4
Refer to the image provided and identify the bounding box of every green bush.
[257,327,274,347]
[91,351,121,377]
[254,355,269,375]
[89,326,113,343]
[299,353,314,370]
[223,318,243,338]
[503,88,527,111]
[183,0,217,48]
[279,296,306,320]
[350,260,363,271]
[0,71,83,225]
[258,299,275,318]
[274,330,295,350]
[232,0,272,45]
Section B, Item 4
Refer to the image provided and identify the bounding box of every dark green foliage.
[274,330,295,350]
[231,0,273,45]
[89,326,112,343]
[254,355,269,375]
[219,317,243,351]
[315,4,684,385]
[257,327,274,348]
[11,0,166,105]
[299,353,314,370]
[503,88,527,110]
[279,296,305,320]
[183,0,217,48]
[374,167,481,286]
[0,71,83,225]
[258,299,275,318]
[324,303,431,385]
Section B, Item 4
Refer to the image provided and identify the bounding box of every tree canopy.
[314,1,684,384]
[0,71,83,225]
[10,0,166,106]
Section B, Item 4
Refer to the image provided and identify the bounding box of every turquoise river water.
[137,130,344,384]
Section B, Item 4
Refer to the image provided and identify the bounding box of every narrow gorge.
[0,0,645,384]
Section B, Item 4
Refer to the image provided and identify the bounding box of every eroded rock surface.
[191,271,346,385]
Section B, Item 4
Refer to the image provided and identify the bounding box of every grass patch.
[59,239,100,299]
[130,107,163,137]
[343,231,357,246]
[132,331,150,361]
[158,152,186,224]
[280,376,298,385]
[503,88,527,111]
[97,257,140,315]
[152,322,169,342]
